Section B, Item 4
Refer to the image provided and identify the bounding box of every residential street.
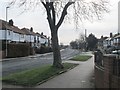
[2,52,95,88]
[1,48,80,77]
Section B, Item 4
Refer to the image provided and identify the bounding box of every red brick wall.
[111,76,120,88]
[95,54,120,88]
[103,55,115,88]
[94,65,104,88]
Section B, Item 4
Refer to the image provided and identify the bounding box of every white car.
[112,50,120,54]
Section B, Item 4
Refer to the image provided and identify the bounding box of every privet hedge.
[7,43,34,58]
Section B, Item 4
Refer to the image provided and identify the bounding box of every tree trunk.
[40,1,74,69]
[51,29,63,69]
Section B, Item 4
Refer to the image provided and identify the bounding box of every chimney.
[110,33,112,38]
[9,19,14,26]
[41,32,43,35]
[30,27,33,32]
[101,35,103,39]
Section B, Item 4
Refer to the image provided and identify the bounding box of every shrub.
[35,46,53,54]
[7,43,34,58]
[1,40,6,51]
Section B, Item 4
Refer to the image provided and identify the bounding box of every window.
[34,37,36,43]
[37,37,39,43]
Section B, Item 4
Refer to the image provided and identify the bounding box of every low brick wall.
[111,75,120,88]
[94,65,104,88]
[103,54,116,88]
[94,53,120,88]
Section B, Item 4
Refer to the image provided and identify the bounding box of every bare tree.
[9,0,109,68]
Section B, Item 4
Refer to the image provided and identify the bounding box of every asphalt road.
[1,48,80,77]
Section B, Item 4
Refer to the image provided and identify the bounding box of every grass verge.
[70,55,92,61]
[2,63,78,87]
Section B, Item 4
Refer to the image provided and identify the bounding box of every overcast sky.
[0,0,119,45]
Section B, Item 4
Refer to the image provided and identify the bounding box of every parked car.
[112,50,120,54]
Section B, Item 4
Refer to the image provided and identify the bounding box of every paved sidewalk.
[35,55,95,88]
[2,53,95,88]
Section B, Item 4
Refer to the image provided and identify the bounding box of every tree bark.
[51,29,63,68]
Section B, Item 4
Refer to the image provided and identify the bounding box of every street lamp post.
[5,6,9,57]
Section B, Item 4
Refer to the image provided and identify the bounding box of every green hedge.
[7,43,34,58]
[35,46,53,54]
[1,40,6,51]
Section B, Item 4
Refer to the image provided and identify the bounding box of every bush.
[1,40,6,51]
[35,46,53,54]
[7,43,34,58]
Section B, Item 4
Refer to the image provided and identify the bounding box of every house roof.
[21,28,36,36]
[114,35,120,38]
[0,19,25,34]
[35,32,48,39]
[36,32,41,36]
[41,35,47,39]
[21,28,30,35]
[0,19,48,37]
[0,19,6,30]
[30,30,36,36]
[105,37,112,41]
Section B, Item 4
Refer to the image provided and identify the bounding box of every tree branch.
[41,0,46,9]
[50,2,56,26]
[56,2,74,30]
[41,1,53,30]
[41,1,56,32]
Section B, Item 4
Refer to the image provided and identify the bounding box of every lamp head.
[6,6,10,8]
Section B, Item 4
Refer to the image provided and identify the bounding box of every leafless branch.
[9,0,110,29]
[56,1,74,29]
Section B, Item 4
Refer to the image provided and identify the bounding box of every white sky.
[0,0,119,45]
